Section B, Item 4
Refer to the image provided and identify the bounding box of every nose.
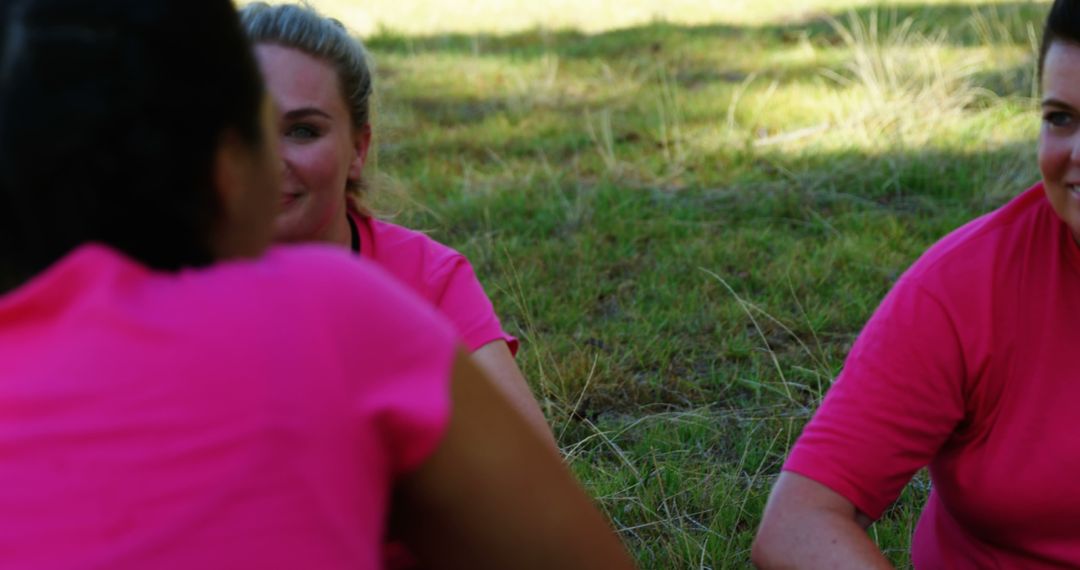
[278,146,294,180]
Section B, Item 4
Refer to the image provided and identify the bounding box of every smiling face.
[1040,40,1080,244]
[254,43,369,246]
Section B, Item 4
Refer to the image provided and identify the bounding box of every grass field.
[248,1,1048,567]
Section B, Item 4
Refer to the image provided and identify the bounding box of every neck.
[325,210,352,249]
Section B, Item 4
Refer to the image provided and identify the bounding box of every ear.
[211,131,246,231]
[211,129,273,259]
[347,124,372,182]
[213,130,249,231]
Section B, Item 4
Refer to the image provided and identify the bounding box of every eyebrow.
[283,107,332,121]
[1042,98,1077,111]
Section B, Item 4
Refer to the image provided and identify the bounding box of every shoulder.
[360,217,515,352]
[193,244,389,302]
[182,245,453,340]
[854,183,1054,389]
[840,182,1056,378]
[366,217,466,266]
[247,243,382,285]
[265,244,449,318]
[902,182,1051,290]
[363,217,475,294]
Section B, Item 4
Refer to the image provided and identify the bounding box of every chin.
[271,220,307,244]
[271,205,312,242]
[1065,221,1080,245]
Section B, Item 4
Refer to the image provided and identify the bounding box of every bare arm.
[752,472,892,570]
[470,340,557,450]
[395,349,635,570]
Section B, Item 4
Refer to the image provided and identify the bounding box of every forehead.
[254,43,347,117]
[1043,41,1080,98]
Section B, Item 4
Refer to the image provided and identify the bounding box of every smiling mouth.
[1070,184,1080,197]
[280,192,302,207]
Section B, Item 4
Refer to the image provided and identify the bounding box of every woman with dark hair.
[0,1,633,568]
[753,1,1080,568]
[236,3,555,446]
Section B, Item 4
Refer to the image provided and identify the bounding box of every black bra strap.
[347,214,361,254]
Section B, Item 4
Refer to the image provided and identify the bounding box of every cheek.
[1039,135,1069,178]
[285,144,348,192]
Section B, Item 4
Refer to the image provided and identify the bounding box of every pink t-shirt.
[352,211,518,355]
[785,182,1080,568]
[0,243,456,570]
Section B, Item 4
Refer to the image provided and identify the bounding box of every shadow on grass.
[746,138,1038,205]
[382,82,1038,202]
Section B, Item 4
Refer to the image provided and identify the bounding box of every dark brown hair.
[0,0,265,291]
[1039,0,1080,84]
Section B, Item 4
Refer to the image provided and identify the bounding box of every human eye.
[1043,110,1074,129]
[285,124,321,140]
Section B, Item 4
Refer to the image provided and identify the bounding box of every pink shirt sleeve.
[304,247,459,475]
[427,254,519,356]
[784,273,968,519]
[349,304,456,475]
[358,215,519,357]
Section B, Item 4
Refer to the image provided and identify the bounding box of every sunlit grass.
[242,0,1039,35]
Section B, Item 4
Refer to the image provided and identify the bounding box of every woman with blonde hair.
[238,2,555,445]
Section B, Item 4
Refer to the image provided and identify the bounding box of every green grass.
[261,1,1048,567]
